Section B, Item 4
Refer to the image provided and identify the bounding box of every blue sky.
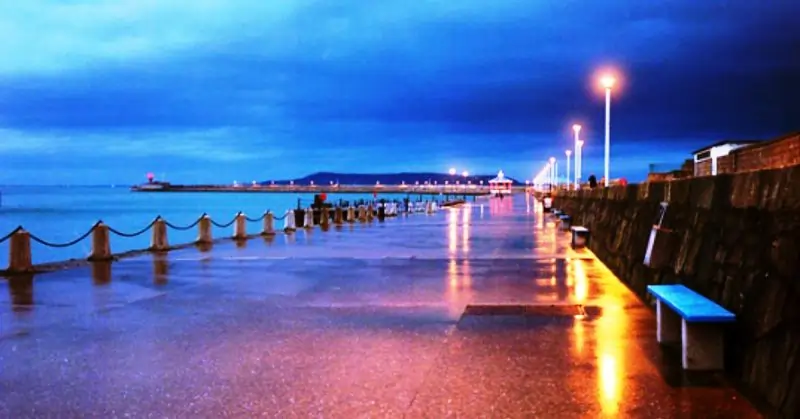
[0,0,798,185]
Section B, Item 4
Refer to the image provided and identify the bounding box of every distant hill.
[260,172,522,186]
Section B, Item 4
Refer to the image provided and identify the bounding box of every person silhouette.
[588,174,597,189]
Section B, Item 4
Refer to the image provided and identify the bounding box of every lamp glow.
[448,168,456,175]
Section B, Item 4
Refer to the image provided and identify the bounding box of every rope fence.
[0,199,446,275]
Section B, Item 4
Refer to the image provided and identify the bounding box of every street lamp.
[448,168,456,176]
[600,75,616,187]
[572,124,582,189]
[549,157,556,191]
[565,150,572,191]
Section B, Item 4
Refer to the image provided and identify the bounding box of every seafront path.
[0,195,760,417]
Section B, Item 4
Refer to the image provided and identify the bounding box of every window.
[695,150,711,161]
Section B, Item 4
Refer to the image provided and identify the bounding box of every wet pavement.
[0,195,761,418]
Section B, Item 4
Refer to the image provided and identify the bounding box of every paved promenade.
[0,196,760,418]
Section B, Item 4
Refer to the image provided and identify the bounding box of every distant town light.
[462,171,469,177]
[448,168,456,175]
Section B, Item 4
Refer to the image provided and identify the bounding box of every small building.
[691,140,758,176]
[488,170,513,195]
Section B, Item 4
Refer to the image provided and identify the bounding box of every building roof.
[690,140,761,155]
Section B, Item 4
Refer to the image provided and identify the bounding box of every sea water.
[0,186,383,267]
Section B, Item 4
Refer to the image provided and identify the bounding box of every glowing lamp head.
[549,157,556,164]
[448,168,456,175]
[600,75,616,89]
[572,124,582,133]
[566,150,572,157]
[462,171,468,177]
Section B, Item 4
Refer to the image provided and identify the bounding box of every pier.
[0,194,761,417]
[130,183,511,196]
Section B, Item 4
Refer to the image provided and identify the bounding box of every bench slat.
[647,285,735,323]
[570,226,588,232]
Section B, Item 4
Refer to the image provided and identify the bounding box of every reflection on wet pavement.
[0,195,761,417]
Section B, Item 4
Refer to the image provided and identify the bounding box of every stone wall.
[554,164,800,418]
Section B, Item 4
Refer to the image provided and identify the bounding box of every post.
[283,210,296,232]
[88,222,112,261]
[304,207,314,229]
[367,204,374,221]
[197,215,212,243]
[7,230,33,273]
[320,207,330,228]
[233,212,247,239]
[262,211,275,235]
[347,207,356,223]
[334,207,343,225]
[604,86,611,187]
[150,218,169,251]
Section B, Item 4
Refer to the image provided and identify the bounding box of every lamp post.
[600,75,616,187]
[572,124,582,189]
[549,157,556,191]
[565,150,572,191]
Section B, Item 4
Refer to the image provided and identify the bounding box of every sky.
[0,0,798,185]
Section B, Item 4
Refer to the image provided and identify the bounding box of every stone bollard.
[347,207,356,223]
[321,207,330,228]
[304,207,314,229]
[197,214,213,243]
[283,210,296,232]
[88,222,112,261]
[150,218,169,251]
[334,207,344,225]
[233,212,247,239]
[358,206,367,222]
[7,229,33,273]
[378,205,386,221]
[262,211,275,235]
[367,205,374,221]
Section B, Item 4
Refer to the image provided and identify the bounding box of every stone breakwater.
[554,164,800,418]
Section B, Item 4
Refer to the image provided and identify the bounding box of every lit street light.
[600,74,616,187]
[448,168,456,176]
[462,170,468,177]
[565,150,572,191]
[549,157,556,191]
[572,124,582,189]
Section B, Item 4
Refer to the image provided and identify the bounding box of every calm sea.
[0,186,381,267]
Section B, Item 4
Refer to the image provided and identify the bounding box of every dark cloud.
[0,0,798,184]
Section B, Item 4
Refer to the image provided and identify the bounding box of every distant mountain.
[260,172,522,186]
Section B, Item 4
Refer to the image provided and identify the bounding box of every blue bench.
[647,285,735,370]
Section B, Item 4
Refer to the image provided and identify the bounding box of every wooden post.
[304,207,314,229]
[197,215,212,243]
[262,211,275,235]
[284,210,296,232]
[88,222,112,261]
[7,230,33,273]
[320,207,330,228]
[367,204,374,221]
[150,218,169,251]
[347,207,356,223]
[334,207,343,225]
[358,206,366,222]
[234,212,247,239]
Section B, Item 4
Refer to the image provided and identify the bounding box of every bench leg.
[656,300,681,344]
[682,320,724,370]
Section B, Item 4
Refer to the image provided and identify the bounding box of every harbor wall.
[553,165,800,418]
